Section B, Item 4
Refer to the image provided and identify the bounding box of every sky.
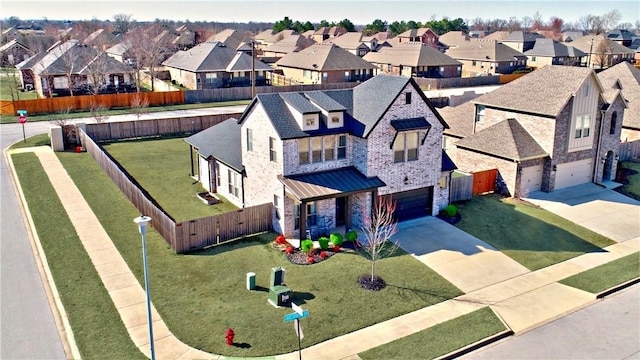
[1,0,638,26]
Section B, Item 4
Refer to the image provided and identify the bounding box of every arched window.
[610,111,617,135]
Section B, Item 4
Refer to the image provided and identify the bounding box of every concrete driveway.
[395,217,530,293]
[524,183,640,243]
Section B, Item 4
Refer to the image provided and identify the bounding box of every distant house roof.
[323,32,370,51]
[455,118,547,161]
[567,35,635,55]
[562,31,584,42]
[207,29,248,50]
[254,29,277,42]
[472,65,603,118]
[184,118,244,172]
[263,35,315,54]
[598,62,640,130]
[525,38,586,57]
[106,40,131,56]
[396,28,437,39]
[606,29,636,42]
[278,166,385,202]
[483,31,510,41]
[502,31,545,43]
[445,40,527,61]
[275,43,377,72]
[363,42,462,67]
[439,31,470,48]
[83,29,116,47]
[162,41,272,72]
[237,75,448,139]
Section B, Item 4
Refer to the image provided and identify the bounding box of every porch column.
[299,200,307,240]
[345,195,353,231]
[370,190,378,217]
[189,146,195,176]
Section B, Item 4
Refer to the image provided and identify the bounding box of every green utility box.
[246,272,256,290]
[269,285,291,306]
[270,266,285,287]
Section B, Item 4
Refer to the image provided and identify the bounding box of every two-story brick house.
[185,75,453,238]
[440,65,626,197]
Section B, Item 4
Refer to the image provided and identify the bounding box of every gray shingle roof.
[567,35,635,55]
[363,42,462,67]
[456,118,547,161]
[163,41,272,72]
[280,92,322,114]
[275,43,376,71]
[445,40,527,61]
[304,90,347,112]
[502,31,545,43]
[598,62,640,130]
[438,101,475,138]
[525,38,586,57]
[263,35,315,54]
[184,118,244,172]
[472,65,600,117]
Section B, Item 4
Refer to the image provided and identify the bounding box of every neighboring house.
[105,40,132,63]
[598,61,640,142]
[312,26,347,42]
[445,40,528,76]
[483,31,510,42]
[83,29,117,50]
[568,35,635,69]
[256,30,299,50]
[363,42,462,78]
[154,24,197,51]
[629,38,640,63]
[439,31,470,49]
[16,39,134,98]
[275,43,376,84]
[440,65,626,197]
[562,31,584,42]
[0,39,34,67]
[207,29,250,51]
[396,28,440,50]
[185,75,453,239]
[162,41,273,89]
[605,29,635,47]
[324,32,377,57]
[253,29,276,49]
[501,31,545,52]
[525,38,586,68]
[261,35,315,61]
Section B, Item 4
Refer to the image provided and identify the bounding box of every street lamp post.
[133,215,155,360]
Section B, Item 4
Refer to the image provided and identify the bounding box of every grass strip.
[454,195,615,270]
[560,253,640,294]
[56,150,463,357]
[11,152,145,359]
[359,307,507,360]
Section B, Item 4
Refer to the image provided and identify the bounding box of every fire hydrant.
[225,328,235,346]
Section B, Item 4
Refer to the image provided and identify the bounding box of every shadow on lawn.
[385,283,457,303]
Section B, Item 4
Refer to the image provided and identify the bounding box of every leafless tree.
[2,67,22,101]
[601,10,622,32]
[58,42,82,97]
[112,13,133,35]
[49,107,75,146]
[125,26,168,92]
[506,17,522,32]
[521,16,533,31]
[131,93,149,120]
[635,20,640,34]
[579,14,605,34]
[90,101,109,123]
[358,195,399,291]
[594,39,613,69]
[82,51,112,95]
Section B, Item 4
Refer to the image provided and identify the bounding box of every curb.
[4,146,81,359]
[596,277,640,299]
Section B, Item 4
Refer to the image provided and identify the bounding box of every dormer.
[280,92,321,131]
[304,91,347,129]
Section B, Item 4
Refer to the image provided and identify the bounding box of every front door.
[335,196,346,226]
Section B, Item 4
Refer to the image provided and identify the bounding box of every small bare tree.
[131,93,149,120]
[90,101,109,123]
[50,107,75,147]
[358,195,399,291]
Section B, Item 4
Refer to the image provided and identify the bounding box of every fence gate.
[472,169,497,195]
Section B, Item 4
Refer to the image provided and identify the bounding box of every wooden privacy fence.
[84,112,242,141]
[619,140,640,161]
[184,82,359,103]
[450,170,473,202]
[472,168,498,195]
[3,91,184,115]
[78,125,273,253]
[412,73,524,90]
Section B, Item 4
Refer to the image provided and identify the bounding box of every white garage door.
[520,164,543,196]
[555,159,593,190]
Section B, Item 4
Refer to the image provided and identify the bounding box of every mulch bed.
[358,275,386,291]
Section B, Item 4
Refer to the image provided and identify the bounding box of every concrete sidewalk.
[11,146,640,360]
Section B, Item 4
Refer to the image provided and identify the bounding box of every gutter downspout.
[593,109,606,184]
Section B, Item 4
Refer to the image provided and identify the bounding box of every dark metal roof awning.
[278,166,386,202]
[390,117,431,131]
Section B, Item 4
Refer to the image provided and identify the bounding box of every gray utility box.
[269,285,291,306]
[246,272,256,290]
[270,266,285,287]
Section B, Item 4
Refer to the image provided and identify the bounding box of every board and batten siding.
[567,76,599,152]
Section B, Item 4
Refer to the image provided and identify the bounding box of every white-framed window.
[246,128,253,151]
[269,137,277,162]
[575,115,591,138]
[273,194,281,219]
[324,135,335,160]
[53,77,69,89]
[299,138,310,164]
[475,105,485,123]
[322,72,328,81]
[337,135,346,159]
[294,202,317,230]
[228,170,240,197]
[305,117,315,126]
[303,70,307,77]
[205,73,217,83]
[311,137,322,162]
[331,116,340,124]
[393,132,419,163]
[215,162,221,186]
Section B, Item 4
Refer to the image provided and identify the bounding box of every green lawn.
[52,150,464,357]
[560,253,640,293]
[0,99,250,124]
[7,133,51,149]
[618,160,640,199]
[101,137,238,221]
[359,307,507,360]
[11,152,145,359]
[0,69,39,101]
[454,195,615,270]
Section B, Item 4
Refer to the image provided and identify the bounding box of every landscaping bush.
[285,246,294,254]
[330,233,343,246]
[275,234,286,244]
[301,239,314,253]
[318,237,329,250]
[320,251,327,258]
[444,204,458,217]
[333,245,341,252]
[345,230,358,242]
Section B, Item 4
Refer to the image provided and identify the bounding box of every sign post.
[17,110,27,143]
[284,303,308,360]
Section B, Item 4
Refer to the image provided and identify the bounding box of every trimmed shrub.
[307,256,314,264]
[345,230,358,242]
[318,237,329,250]
[285,246,294,254]
[330,233,343,246]
[333,245,340,252]
[319,251,327,258]
[444,204,458,217]
[275,234,286,244]
[301,239,314,253]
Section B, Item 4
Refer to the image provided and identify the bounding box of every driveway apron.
[395,217,530,293]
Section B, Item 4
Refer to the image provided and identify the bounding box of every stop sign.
[18,115,27,124]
